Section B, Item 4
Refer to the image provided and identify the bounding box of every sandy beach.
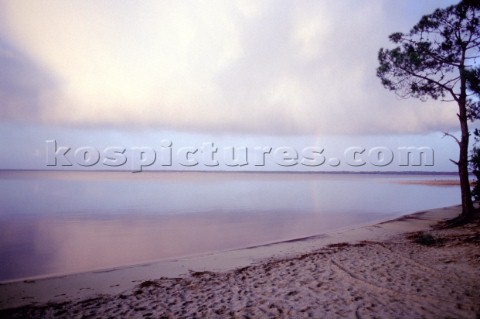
[1,205,479,318]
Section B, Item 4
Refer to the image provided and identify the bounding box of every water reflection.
[0,171,460,281]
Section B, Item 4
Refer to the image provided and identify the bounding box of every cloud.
[0,0,460,135]
[0,41,58,122]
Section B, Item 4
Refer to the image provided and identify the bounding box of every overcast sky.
[0,0,466,171]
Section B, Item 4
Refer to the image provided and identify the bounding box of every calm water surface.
[0,170,460,281]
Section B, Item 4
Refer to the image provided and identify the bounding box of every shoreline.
[0,204,469,313]
[0,207,422,285]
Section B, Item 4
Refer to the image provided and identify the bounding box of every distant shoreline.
[0,168,461,175]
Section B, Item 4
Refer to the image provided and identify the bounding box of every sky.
[0,0,468,172]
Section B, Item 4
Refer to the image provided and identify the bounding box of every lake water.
[0,170,460,282]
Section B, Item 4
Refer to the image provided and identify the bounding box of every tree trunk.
[458,54,474,219]
[458,112,474,218]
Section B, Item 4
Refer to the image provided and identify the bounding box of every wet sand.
[1,205,479,318]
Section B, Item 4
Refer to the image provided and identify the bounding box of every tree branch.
[398,65,460,102]
[449,158,459,166]
[442,131,461,147]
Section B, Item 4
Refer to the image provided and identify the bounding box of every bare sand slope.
[1,206,480,318]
